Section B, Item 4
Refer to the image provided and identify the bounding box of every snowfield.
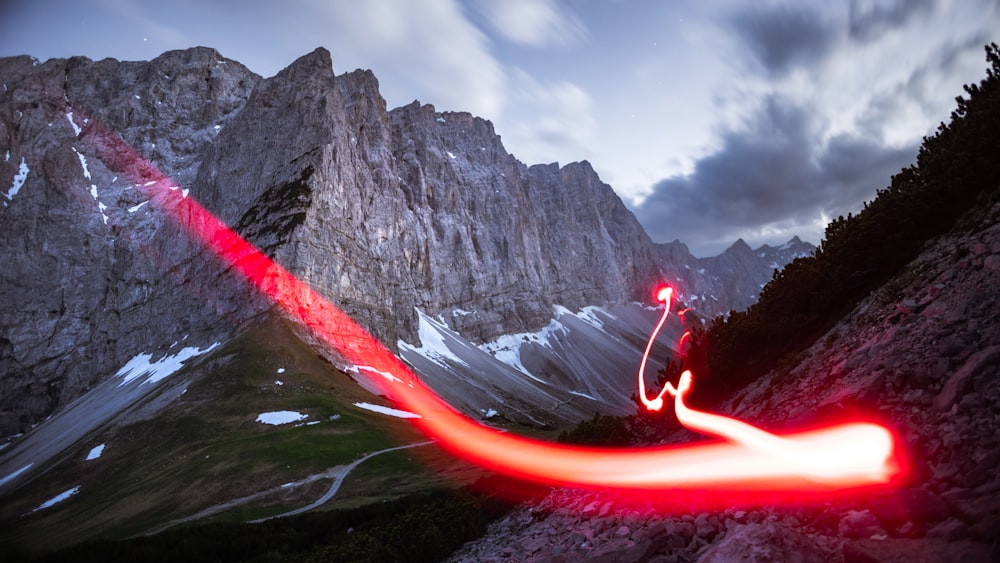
[85,444,105,461]
[32,486,80,512]
[353,402,422,419]
[116,343,221,387]
[255,411,308,425]
[397,304,676,428]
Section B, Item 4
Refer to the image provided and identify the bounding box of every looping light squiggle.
[637,287,675,411]
[639,287,897,483]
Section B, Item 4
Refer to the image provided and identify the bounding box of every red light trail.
[76,112,901,495]
[638,286,676,411]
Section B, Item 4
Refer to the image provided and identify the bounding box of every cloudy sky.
[1,0,997,255]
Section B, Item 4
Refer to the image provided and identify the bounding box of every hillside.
[452,190,1000,563]
[449,44,1000,561]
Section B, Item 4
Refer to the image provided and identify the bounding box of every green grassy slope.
[0,315,485,559]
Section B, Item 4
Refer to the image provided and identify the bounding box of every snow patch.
[4,157,29,201]
[33,486,80,512]
[569,390,597,401]
[479,316,575,384]
[276,368,285,374]
[115,343,221,387]
[436,116,446,123]
[86,444,105,461]
[345,364,403,384]
[66,112,82,135]
[398,311,469,368]
[353,402,421,419]
[575,305,614,329]
[72,148,92,180]
[255,411,307,425]
[274,380,283,386]
[128,201,149,213]
[0,463,33,488]
[447,151,457,160]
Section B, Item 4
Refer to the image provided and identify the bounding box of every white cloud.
[497,68,596,166]
[297,0,506,118]
[474,0,586,48]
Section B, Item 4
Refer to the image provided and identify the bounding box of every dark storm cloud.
[730,6,838,76]
[634,95,918,256]
[848,0,935,42]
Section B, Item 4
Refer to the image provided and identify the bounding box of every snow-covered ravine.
[0,340,222,496]
[397,303,680,428]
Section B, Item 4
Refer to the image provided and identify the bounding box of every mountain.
[0,45,796,441]
[653,236,816,318]
[0,46,684,551]
[3,43,997,560]
[0,46,673,437]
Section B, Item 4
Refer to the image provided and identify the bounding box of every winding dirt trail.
[144,440,434,535]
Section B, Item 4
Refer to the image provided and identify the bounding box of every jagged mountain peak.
[276,46,334,79]
[0,47,661,434]
[722,237,753,255]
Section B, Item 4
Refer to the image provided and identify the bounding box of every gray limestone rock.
[0,46,665,434]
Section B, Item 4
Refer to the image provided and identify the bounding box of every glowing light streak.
[638,286,896,485]
[637,287,675,411]
[665,371,893,482]
[76,111,900,494]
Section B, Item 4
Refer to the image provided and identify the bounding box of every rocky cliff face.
[0,47,663,435]
[0,48,265,434]
[655,236,816,318]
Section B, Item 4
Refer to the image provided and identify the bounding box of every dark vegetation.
[34,478,532,563]
[695,43,1000,404]
[559,44,1000,446]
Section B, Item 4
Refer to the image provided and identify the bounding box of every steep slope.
[0,48,263,436]
[0,47,663,437]
[449,189,1000,563]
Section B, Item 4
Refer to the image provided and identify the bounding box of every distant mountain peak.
[653,236,816,317]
